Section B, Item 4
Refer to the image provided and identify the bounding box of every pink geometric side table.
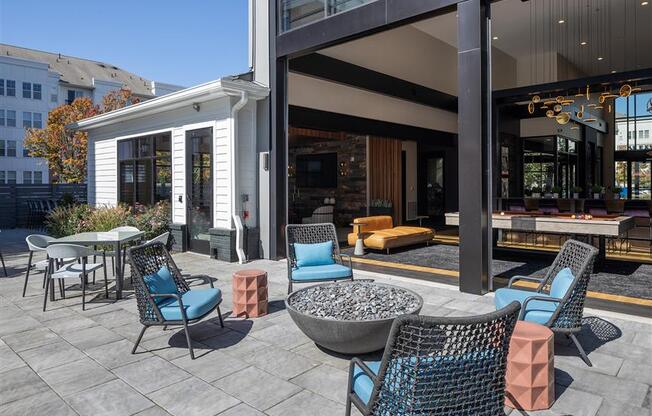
[505,321,555,411]
[232,269,268,318]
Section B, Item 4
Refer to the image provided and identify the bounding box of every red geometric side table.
[232,269,268,318]
[505,321,555,411]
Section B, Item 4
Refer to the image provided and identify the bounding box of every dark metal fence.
[0,184,87,229]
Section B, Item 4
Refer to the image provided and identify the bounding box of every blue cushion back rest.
[143,266,178,304]
[549,267,575,299]
[293,241,335,267]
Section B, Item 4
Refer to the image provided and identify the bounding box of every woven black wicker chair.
[285,223,353,294]
[128,241,224,359]
[346,301,521,416]
[495,239,598,366]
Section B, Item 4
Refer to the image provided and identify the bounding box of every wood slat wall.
[369,137,402,224]
[0,184,87,228]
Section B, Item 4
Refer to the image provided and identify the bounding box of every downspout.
[231,90,249,264]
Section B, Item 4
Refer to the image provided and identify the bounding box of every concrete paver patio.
[0,228,651,416]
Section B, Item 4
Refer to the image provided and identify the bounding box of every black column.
[270,57,288,259]
[457,0,492,294]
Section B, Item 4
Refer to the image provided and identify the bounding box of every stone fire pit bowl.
[285,281,423,354]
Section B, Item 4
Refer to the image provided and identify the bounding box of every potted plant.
[572,186,582,199]
[551,186,562,199]
[613,186,623,200]
[524,188,532,197]
[592,185,604,199]
[370,199,393,216]
[531,186,541,198]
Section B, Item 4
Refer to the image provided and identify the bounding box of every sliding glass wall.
[523,136,577,197]
[118,133,172,206]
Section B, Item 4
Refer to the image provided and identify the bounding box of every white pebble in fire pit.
[288,281,420,321]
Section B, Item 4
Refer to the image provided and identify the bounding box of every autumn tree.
[24,88,140,183]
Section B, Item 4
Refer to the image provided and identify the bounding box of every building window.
[7,141,16,157]
[0,140,4,156]
[34,171,43,184]
[33,83,42,100]
[22,82,32,99]
[66,89,83,104]
[33,113,42,129]
[23,147,30,157]
[7,171,16,184]
[0,171,4,183]
[23,112,32,128]
[118,132,172,206]
[0,109,4,126]
[6,110,16,127]
[23,171,32,184]
[0,79,4,95]
[6,80,16,97]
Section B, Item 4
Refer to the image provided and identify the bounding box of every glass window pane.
[138,137,152,157]
[33,113,42,129]
[0,109,4,126]
[23,171,32,184]
[0,171,4,183]
[6,110,16,127]
[0,79,4,95]
[118,140,135,160]
[119,161,135,204]
[33,84,42,100]
[281,0,325,31]
[135,160,153,205]
[6,80,15,96]
[0,140,5,156]
[33,171,42,184]
[631,161,651,200]
[155,134,171,158]
[7,171,16,184]
[22,112,31,128]
[7,141,16,157]
[22,82,31,99]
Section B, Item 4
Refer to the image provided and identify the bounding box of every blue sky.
[0,1,250,87]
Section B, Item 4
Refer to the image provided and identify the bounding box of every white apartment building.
[0,44,183,184]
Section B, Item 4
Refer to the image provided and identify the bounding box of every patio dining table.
[49,230,145,299]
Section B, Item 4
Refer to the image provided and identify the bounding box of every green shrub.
[45,201,171,240]
[46,204,93,238]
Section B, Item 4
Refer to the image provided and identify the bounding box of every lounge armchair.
[347,216,433,254]
[494,239,598,366]
[346,302,521,416]
[286,223,353,294]
[302,205,334,224]
[128,241,224,359]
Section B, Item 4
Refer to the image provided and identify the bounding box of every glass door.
[426,156,445,217]
[186,127,213,254]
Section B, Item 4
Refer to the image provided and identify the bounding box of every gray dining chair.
[146,231,171,248]
[23,234,55,296]
[93,226,141,281]
[44,244,107,311]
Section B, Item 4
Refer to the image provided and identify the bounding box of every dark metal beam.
[289,53,458,112]
[276,0,457,58]
[457,0,492,294]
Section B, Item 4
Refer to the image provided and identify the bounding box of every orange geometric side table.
[232,269,268,318]
[505,321,555,411]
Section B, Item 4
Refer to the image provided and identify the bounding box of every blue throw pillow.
[549,267,575,299]
[143,266,178,304]
[294,241,335,268]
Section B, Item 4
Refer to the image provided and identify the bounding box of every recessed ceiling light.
[598,57,604,61]
[580,41,587,46]
[558,19,565,24]
[611,70,617,73]
[642,1,649,6]
[493,36,499,40]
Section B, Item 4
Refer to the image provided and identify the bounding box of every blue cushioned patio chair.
[128,241,224,359]
[346,302,521,416]
[286,223,353,294]
[494,239,598,366]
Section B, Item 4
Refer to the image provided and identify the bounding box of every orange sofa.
[347,216,434,253]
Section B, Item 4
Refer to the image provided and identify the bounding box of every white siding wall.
[87,137,117,206]
[237,101,258,228]
[214,118,232,229]
[171,127,186,224]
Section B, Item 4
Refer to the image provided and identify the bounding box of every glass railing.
[280,0,377,32]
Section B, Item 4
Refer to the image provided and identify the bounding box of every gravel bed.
[288,281,420,321]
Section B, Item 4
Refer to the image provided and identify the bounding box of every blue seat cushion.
[352,361,381,405]
[495,288,558,325]
[549,267,575,299]
[158,288,222,321]
[143,266,178,305]
[291,263,352,282]
[294,241,335,267]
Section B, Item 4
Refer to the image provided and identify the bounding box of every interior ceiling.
[412,0,652,77]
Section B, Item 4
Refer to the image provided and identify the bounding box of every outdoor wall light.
[192,103,201,112]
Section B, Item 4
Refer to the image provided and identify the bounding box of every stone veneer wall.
[288,134,367,227]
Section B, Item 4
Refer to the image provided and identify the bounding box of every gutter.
[230,90,249,264]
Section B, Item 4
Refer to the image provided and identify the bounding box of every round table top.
[512,321,554,341]
[233,269,267,279]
